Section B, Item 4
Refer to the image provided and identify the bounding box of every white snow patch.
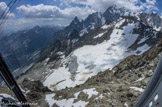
[45,92,88,107]
[45,58,50,62]
[0,93,15,100]
[101,24,109,29]
[135,44,150,54]
[98,94,104,99]
[73,100,88,107]
[71,39,79,44]
[19,85,25,93]
[154,94,158,101]
[154,27,162,31]
[25,90,30,94]
[115,18,126,28]
[94,31,106,39]
[45,94,55,107]
[124,102,129,107]
[28,78,34,81]
[80,28,88,36]
[138,37,147,44]
[130,87,144,92]
[95,94,104,100]
[73,20,139,74]
[43,66,76,90]
[44,58,49,65]
[91,23,95,29]
[149,101,153,107]
[134,77,145,82]
[82,88,98,99]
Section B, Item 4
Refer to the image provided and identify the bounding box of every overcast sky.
[0,0,162,33]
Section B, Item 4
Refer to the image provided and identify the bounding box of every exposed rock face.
[103,5,132,22]
[139,12,162,31]
[21,78,51,106]
[50,39,162,107]
[22,78,51,93]
[83,12,104,30]
[48,12,106,45]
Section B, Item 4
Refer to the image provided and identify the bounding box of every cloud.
[60,0,158,12]
[16,4,95,20]
[146,0,156,5]
[0,2,15,19]
[16,4,95,31]
[17,4,63,18]
[2,0,159,34]
[16,0,158,24]
[61,6,95,19]
[15,4,95,32]
[3,17,68,34]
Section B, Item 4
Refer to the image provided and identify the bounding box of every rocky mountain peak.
[103,5,132,22]
[106,5,117,10]
[82,12,104,30]
[33,25,41,30]
[139,12,162,31]
[70,16,80,25]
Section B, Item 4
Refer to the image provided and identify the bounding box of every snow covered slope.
[43,17,159,90]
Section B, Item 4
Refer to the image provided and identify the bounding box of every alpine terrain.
[0,5,162,107]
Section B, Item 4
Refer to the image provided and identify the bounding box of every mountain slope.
[23,15,162,92]
[46,39,162,107]
[0,25,62,71]
[44,17,161,90]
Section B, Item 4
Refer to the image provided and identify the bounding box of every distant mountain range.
[0,25,62,71]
